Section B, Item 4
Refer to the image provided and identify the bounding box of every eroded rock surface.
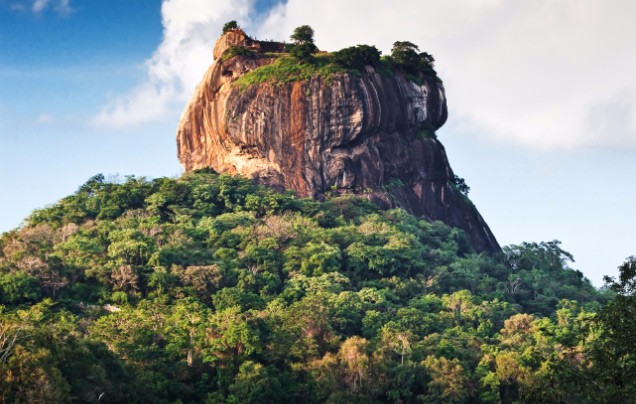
[177,33,500,253]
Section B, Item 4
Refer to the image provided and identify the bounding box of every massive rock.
[177,32,500,253]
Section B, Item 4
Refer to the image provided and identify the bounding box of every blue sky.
[1,0,634,286]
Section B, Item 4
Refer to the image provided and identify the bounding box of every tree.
[604,256,636,297]
[227,361,287,403]
[222,20,238,34]
[290,25,315,44]
[203,306,262,367]
[504,240,574,274]
[451,175,470,196]
[422,356,470,403]
[591,257,636,401]
[0,272,41,305]
[419,52,435,68]
[290,25,318,63]
[337,336,371,393]
[417,51,439,77]
[332,45,381,71]
[390,42,439,77]
[391,41,420,71]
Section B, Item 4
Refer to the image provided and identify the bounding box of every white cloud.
[36,113,53,123]
[29,0,72,14]
[32,0,49,13]
[95,0,636,149]
[93,0,255,128]
[256,0,636,149]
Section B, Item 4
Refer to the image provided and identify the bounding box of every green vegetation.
[593,256,636,401]
[451,175,470,196]
[289,25,318,63]
[332,45,382,71]
[221,45,257,62]
[382,177,405,191]
[390,41,438,77]
[0,171,631,402]
[222,20,238,34]
[391,41,421,70]
[228,26,440,89]
[233,54,347,90]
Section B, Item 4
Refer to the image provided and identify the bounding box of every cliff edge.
[177,31,500,253]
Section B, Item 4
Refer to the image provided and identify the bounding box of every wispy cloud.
[36,113,54,124]
[256,0,636,150]
[93,0,636,150]
[33,0,72,15]
[31,0,48,12]
[92,0,255,128]
[7,0,73,15]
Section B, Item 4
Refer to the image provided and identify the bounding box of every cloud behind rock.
[92,0,254,128]
[94,0,636,150]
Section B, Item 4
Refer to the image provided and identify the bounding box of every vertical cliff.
[177,33,500,253]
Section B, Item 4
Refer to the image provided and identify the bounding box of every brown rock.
[177,33,500,253]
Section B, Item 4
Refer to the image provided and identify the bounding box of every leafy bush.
[233,54,346,89]
[389,41,439,81]
[289,25,318,63]
[451,175,470,196]
[221,45,257,62]
[0,272,41,304]
[391,41,420,72]
[332,45,381,71]
[222,20,238,34]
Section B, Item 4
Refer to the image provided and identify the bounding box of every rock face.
[177,33,500,253]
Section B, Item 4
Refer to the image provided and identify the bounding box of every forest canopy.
[0,171,632,403]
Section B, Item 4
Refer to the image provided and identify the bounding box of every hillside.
[0,171,618,403]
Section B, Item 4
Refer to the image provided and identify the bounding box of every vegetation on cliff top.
[232,54,349,89]
[224,24,439,89]
[289,25,319,63]
[1,170,634,402]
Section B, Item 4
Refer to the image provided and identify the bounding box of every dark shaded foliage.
[332,45,382,71]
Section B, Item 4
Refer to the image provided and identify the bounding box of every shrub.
[332,45,381,71]
[221,46,257,62]
[0,272,42,304]
[390,42,439,80]
[451,175,470,196]
[290,25,318,63]
[222,20,238,34]
[391,41,420,72]
[232,54,345,89]
[290,42,318,63]
[290,25,315,44]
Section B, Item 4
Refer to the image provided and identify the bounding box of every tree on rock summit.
[290,25,318,63]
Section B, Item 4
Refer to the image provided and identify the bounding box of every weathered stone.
[177,33,500,253]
